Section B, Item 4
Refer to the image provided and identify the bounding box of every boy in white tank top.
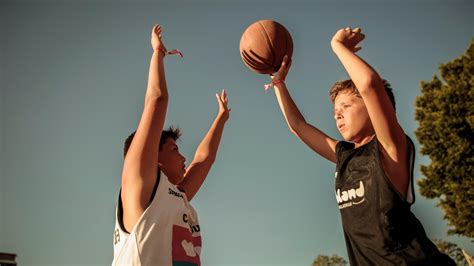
[113,24,230,265]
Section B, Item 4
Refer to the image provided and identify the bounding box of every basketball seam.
[242,50,273,73]
[259,21,276,69]
[242,50,265,69]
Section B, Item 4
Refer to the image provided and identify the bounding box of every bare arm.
[179,90,230,201]
[271,56,338,163]
[121,25,169,232]
[331,27,408,196]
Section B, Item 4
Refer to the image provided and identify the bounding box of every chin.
[339,132,351,142]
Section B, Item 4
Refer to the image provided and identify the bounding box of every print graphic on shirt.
[335,180,365,209]
[114,228,120,245]
[183,213,201,234]
[172,225,201,266]
[169,188,184,199]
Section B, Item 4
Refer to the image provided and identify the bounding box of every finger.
[344,27,351,32]
[353,27,361,33]
[222,89,228,102]
[277,55,288,76]
[219,90,225,105]
[282,55,288,66]
[218,92,225,104]
[287,57,293,69]
[216,93,222,103]
[219,90,225,103]
[155,25,162,34]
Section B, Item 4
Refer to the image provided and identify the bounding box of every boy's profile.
[112,25,230,265]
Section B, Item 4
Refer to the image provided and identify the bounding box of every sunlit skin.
[158,138,186,185]
[120,25,230,233]
[333,91,375,147]
[269,26,409,199]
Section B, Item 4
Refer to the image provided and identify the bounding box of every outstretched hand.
[151,24,166,52]
[271,55,292,81]
[331,27,365,53]
[216,89,231,122]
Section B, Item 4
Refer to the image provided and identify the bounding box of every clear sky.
[1,0,473,265]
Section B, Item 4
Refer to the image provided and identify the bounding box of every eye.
[343,104,350,108]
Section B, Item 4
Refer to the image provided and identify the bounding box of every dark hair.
[329,79,396,110]
[123,126,182,158]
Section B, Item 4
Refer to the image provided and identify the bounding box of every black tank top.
[335,136,455,265]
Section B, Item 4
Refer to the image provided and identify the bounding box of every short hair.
[329,79,396,110]
[123,126,182,158]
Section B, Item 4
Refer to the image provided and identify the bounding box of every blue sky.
[1,0,473,265]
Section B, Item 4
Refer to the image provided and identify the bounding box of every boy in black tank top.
[268,27,454,265]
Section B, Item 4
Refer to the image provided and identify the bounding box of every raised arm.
[179,90,230,201]
[271,56,338,163]
[331,27,408,196]
[121,25,169,232]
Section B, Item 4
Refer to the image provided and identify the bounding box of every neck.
[353,134,376,148]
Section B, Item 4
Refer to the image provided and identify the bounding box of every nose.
[334,110,343,120]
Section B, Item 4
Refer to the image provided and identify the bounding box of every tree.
[414,39,474,239]
[434,239,470,266]
[312,254,347,266]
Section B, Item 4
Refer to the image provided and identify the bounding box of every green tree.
[434,239,470,266]
[415,39,474,238]
[312,254,347,266]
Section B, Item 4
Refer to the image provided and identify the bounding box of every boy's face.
[158,138,186,185]
[334,91,374,142]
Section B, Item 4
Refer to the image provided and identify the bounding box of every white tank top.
[112,171,202,266]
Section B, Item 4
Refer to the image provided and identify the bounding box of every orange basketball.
[239,20,293,74]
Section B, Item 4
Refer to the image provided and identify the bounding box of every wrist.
[264,77,286,91]
[331,41,346,52]
[154,47,166,56]
[272,78,285,86]
[217,111,229,120]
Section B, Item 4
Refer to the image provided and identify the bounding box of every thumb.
[282,55,289,67]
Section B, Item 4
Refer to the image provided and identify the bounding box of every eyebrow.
[335,101,347,109]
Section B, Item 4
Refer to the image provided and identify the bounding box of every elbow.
[288,125,299,136]
[145,93,168,106]
[287,120,305,136]
[357,74,382,94]
[194,152,216,164]
[152,91,169,102]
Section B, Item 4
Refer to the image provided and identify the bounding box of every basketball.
[239,20,293,75]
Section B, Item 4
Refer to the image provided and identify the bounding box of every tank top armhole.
[117,189,129,234]
[117,171,162,234]
[406,136,416,204]
[149,170,161,205]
